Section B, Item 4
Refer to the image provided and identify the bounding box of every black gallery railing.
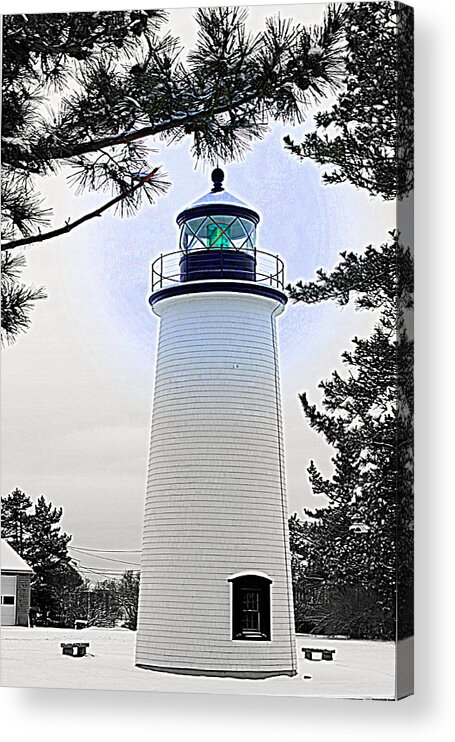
[151,248,285,292]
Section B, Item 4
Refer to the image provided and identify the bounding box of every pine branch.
[1,168,166,250]
[41,88,265,162]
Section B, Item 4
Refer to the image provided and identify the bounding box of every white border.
[2,1,455,740]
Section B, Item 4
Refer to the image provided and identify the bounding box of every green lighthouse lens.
[207,223,230,249]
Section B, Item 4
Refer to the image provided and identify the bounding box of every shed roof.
[1,538,33,574]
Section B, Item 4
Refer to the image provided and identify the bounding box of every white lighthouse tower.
[135,169,297,678]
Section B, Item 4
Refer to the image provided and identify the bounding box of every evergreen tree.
[2,6,345,344]
[285,2,413,640]
[284,2,413,200]
[0,487,32,555]
[288,234,413,639]
[27,495,71,575]
[1,251,46,346]
[2,6,344,249]
[1,489,77,616]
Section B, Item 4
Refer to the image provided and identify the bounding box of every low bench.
[302,647,336,661]
[61,642,89,658]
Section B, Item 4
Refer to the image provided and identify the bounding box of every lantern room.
[176,168,260,283]
[150,169,284,298]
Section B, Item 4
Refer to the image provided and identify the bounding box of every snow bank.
[0,628,396,699]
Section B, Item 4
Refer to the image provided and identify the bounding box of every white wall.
[136,290,296,675]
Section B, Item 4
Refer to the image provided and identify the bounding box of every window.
[229,574,271,641]
[1,595,15,605]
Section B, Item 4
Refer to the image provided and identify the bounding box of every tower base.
[136,663,297,679]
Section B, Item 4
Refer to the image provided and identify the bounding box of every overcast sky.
[1,3,394,580]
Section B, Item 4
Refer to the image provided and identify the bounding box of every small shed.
[1,539,33,626]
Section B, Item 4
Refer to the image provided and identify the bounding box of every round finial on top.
[211,167,225,193]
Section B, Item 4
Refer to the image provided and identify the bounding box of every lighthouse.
[135,170,297,678]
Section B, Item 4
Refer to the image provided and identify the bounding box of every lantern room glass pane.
[180,216,256,253]
[180,217,206,252]
[207,222,231,248]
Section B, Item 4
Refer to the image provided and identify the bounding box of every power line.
[79,567,118,577]
[71,556,140,578]
[69,547,141,567]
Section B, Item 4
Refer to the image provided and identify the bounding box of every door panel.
[1,575,17,625]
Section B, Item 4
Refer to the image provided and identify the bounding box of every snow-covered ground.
[0,627,399,699]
